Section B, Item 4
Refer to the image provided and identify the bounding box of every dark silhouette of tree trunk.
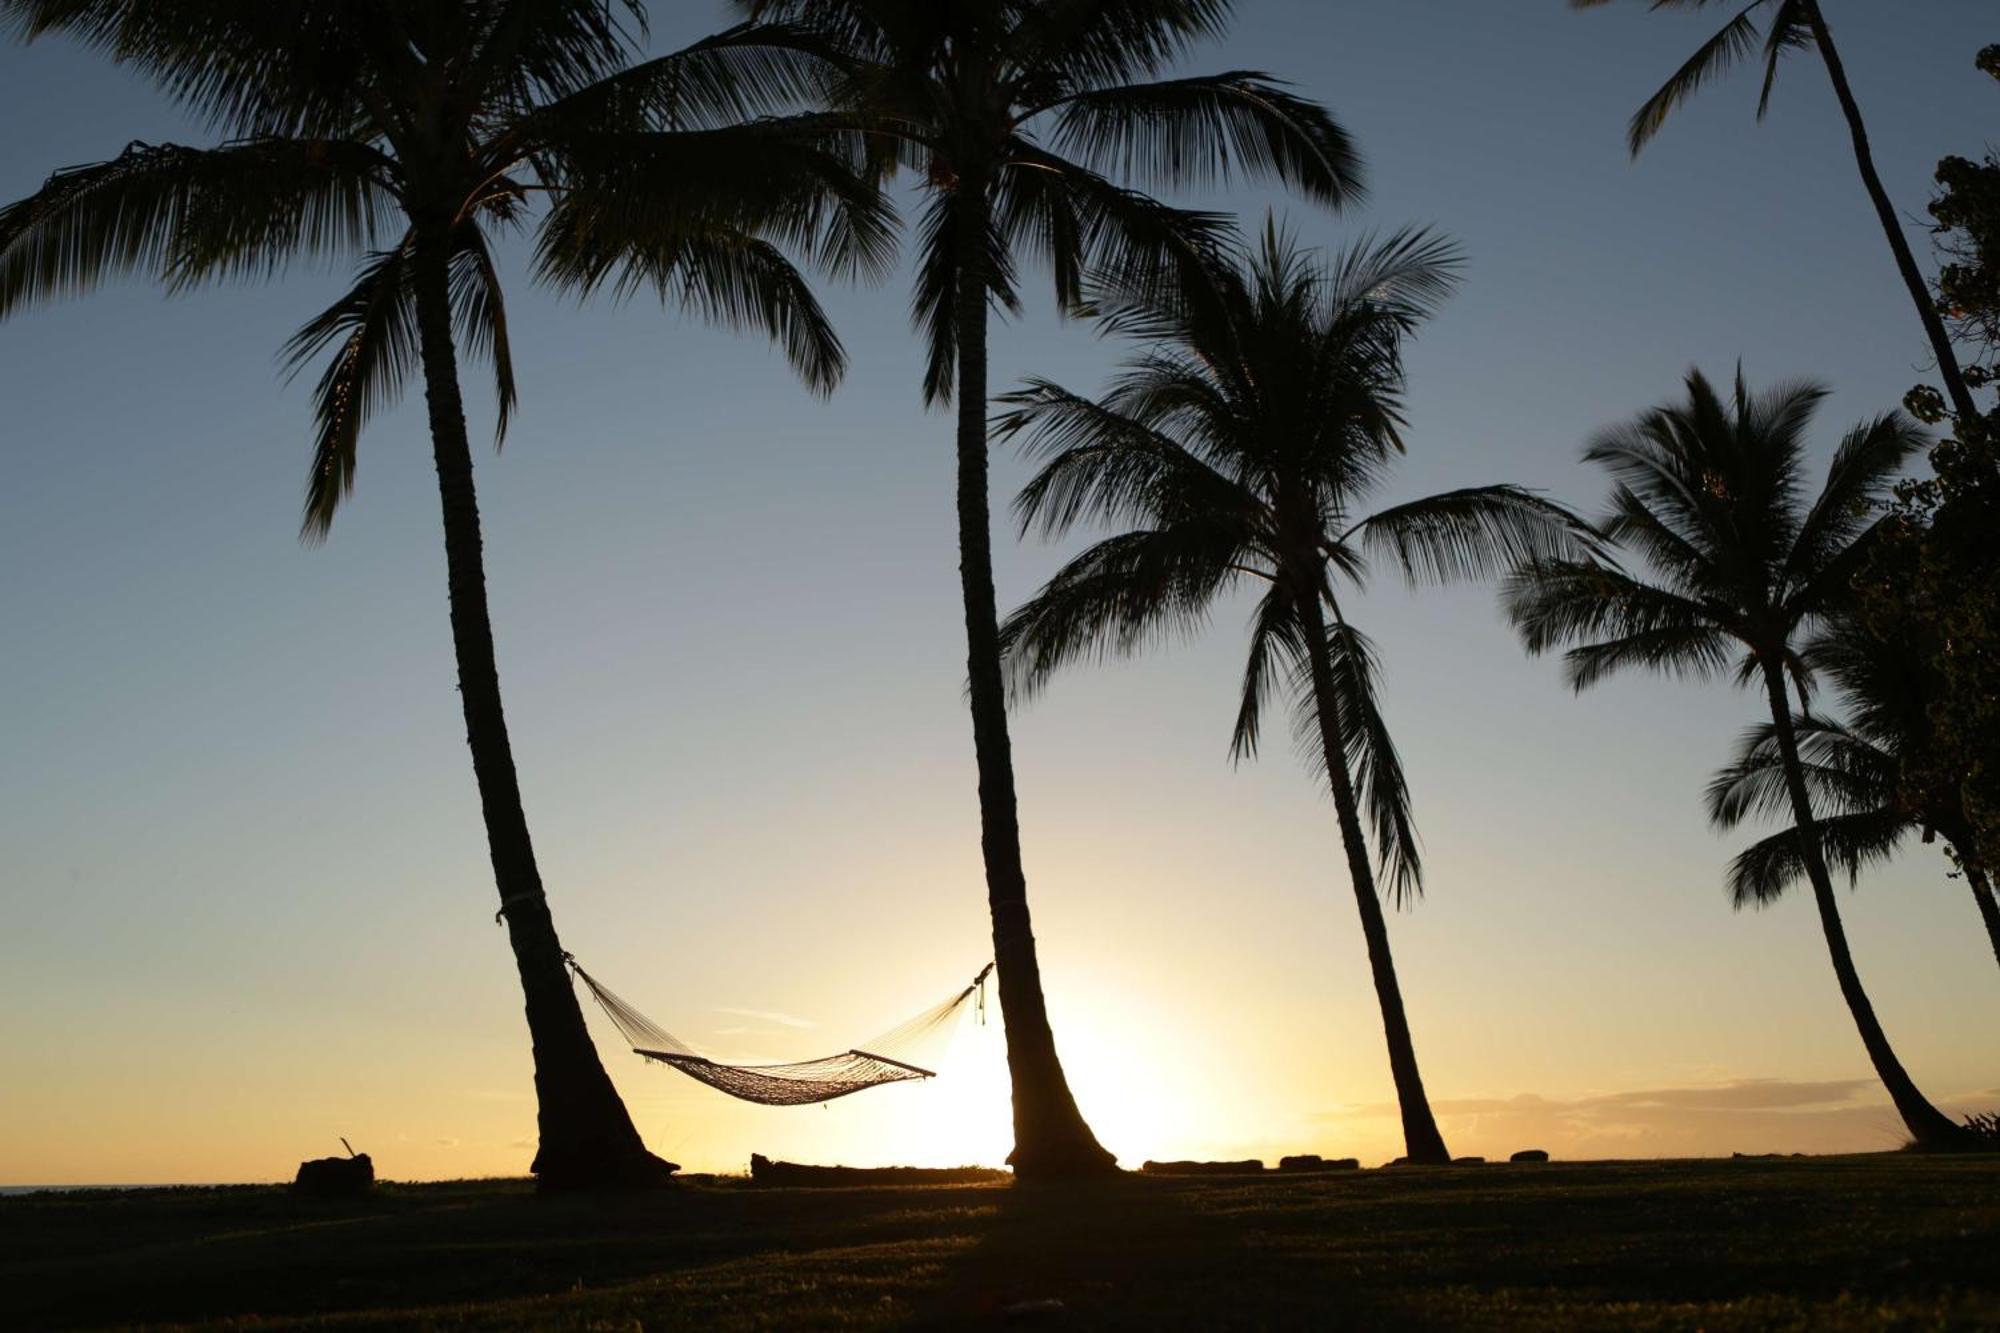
[1807,3,1979,423]
[1959,857,2000,974]
[1297,588,1451,1165]
[1759,662,1968,1148]
[950,186,1116,1179]
[411,232,672,1191]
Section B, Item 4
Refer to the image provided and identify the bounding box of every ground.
[6,1156,1998,1330]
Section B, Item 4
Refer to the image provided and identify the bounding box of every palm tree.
[1708,617,2000,972]
[738,0,1362,1177]
[1505,368,1976,1149]
[0,0,890,1188]
[1574,0,1980,424]
[997,227,1595,1165]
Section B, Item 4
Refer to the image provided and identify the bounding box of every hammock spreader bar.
[566,955,993,1108]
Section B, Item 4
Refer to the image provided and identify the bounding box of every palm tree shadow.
[905,1175,1318,1329]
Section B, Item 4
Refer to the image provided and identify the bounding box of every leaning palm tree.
[997,227,1595,1165]
[1708,617,2000,972]
[1505,368,1975,1149]
[0,0,890,1188]
[1575,0,1980,424]
[739,0,1361,1177]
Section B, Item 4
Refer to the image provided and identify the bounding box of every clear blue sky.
[2,2,1995,1181]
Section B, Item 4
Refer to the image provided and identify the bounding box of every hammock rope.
[567,955,993,1107]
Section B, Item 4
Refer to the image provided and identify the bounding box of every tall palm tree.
[739,0,1362,1177]
[1575,0,1980,424]
[0,0,891,1188]
[997,227,1595,1165]
[1505,368,1976,1149]
[1708,618,2000,972]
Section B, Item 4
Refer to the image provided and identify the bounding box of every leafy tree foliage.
[1872,44,2000,890]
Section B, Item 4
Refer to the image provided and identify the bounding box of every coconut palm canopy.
[742,0,1361,398]
[0,0,894,533]
[1001,225,1595,901]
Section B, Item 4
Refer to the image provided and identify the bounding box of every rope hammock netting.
[567,955,993,1107]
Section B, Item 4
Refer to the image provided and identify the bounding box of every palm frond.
[502,16,829,136]
[448,222,518,447]
[283,240,418,541]
[1782,411,1924,592]
[0,138,390,319]
[998,375,1260,538]
[1615,0,1773,155]
[1229,580,1301,764]
[1317,224,1464,324]
[1288,609,1424,904]
[540,118,898,286]
[1756,0,1816,119]
[547,220,846,395]
[1045,71,1362,208]
[1705,714,1894,829]
[1347,485,1600,589]
[1504,557,1735,690]
[1007,0,1235,94]
[1727,808,1908,908]
[998,522,1251,701]
[910,189,1019,404]
[1,0,372,138]
[996,141,1233,320]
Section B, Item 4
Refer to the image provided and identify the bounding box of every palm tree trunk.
[949,185,1116,1179]
[411,232,672,1191]
[1296,592,1451,1165]
[1962,861,2000,974]
[1759,663,1968,1148]
[1807,3,1979,424]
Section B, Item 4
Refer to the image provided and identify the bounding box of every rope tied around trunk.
[493,892,545,925]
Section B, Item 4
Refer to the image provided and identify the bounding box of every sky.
[2,1,1997,1185]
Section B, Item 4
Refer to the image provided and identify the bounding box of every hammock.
[568,955,993,1107]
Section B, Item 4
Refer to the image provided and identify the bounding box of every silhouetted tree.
[1870,46,2000,881]
[1707,617,2000,972]
[0,0,889,1189]
[1920,45,2000,413]
[740,0,1361,1176]
[999,227,1595,1165]
[1506,368,1975,1149]
[1575,0,1979,424]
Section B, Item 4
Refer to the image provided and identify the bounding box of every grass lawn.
[6,1156,1998,1330]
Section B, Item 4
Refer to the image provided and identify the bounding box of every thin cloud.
[713,1006,816,1031]
[1325,1078,1878,1122]
[1311,1078,1998,1158]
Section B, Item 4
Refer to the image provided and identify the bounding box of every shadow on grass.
[4,1174,1304,1328]
[906,1173,1301,1328]
[912,1158,2000,1328]
[2,1179,973,1328]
